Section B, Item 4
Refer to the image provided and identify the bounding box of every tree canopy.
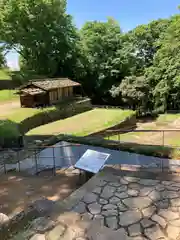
[0,0,79,76]
[0,0,180,113]
[146,15,180,112]
[127,19,171,71]
[80,18,136,102]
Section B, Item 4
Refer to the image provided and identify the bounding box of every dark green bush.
[0,120,21,148]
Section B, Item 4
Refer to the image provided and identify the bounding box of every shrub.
[0,120,21,148]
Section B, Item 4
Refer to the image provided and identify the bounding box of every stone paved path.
[14,172,180,240]
[71,175,180,239]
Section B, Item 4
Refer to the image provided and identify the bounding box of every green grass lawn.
[0,89,18,102]
[27,109,134,137]
[0,106,56,123]
[0,69,18,103]
[109,132,139,142]
[156,113,180,125]
[107,122,158,142]
[108,113,180,147]
[0,69,11,80]
[108,127,158,142]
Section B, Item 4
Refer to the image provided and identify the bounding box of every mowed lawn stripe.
[27,109,134,136]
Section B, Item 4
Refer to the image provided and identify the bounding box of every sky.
[6,0,180,70]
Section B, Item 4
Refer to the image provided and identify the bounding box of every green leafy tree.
[146,14,180,111]
[0,52,5,68]
[0,0,80,77]
[0,120,20,147]
[80,18,132,102]
[110,76,151,113]
[0,45,6,68]
[127,19,170,72]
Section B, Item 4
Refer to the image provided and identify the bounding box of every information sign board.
[75,149,110,173]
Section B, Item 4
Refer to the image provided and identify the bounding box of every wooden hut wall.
[69,86,73,96]
[20,95,34,108]
[64,87,68,97]
[62,87,73,98]
[49,89,58,103]
[68,86,73,96]
[49,87,74,104]
[58,88,62,99]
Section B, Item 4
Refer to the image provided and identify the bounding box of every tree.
[110,76,151,113]
[0,0,79,77]
[146,14,180,111]
[0,49,6,68]
[0,43,7,68]
[0,119,20,148]
[80,18,132,102]
[127,19,170,73]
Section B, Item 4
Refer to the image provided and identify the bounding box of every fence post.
[3,154,6,174]
[17,151,20,172]
[35,148,38,175]
[161,158,164,173]
[162,131,165,146]
[162,131,165,173]
[53,147,56,176]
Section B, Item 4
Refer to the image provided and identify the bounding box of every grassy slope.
[27,109,134,137]
[3,104,180,159]
[0,106,56,123]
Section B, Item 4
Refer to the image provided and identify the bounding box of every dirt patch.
[0,101,20,118]
[0,171,80,216]
[118,117,180,147]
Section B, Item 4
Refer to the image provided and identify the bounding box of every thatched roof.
[20,88,45,95]
[19,78,81,92]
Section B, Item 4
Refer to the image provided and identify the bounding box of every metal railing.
[93,105,127,110]
[1,130,180,176]
[105,129,180,147]
[0,143,82,175]
[104,129,180,175]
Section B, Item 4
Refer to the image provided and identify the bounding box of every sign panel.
[75,149,110,173]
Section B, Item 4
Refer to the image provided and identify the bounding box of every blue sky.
[6,0,180,70]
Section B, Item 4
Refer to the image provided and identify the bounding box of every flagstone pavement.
[15,172,180,240]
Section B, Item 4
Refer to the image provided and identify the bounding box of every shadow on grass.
[136,114,158,123]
